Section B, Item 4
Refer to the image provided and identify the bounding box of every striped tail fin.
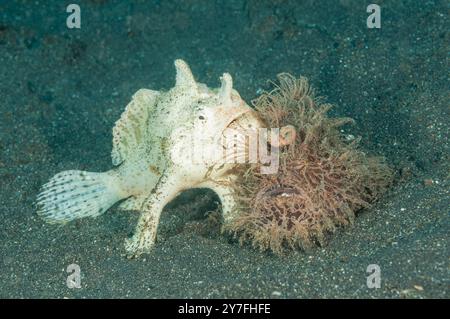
[36,170,125,223]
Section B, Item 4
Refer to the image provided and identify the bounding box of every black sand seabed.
[0,0,448,298]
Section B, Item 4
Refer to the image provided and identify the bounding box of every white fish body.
[37,59,266,257]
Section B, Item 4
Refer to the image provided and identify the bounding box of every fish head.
[191,73,258,141]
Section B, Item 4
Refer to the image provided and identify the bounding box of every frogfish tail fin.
[36,170,125,223]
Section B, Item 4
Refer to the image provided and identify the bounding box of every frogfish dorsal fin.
[111,88,160,166]
[219,73,233,105]
[174,59,198,95]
